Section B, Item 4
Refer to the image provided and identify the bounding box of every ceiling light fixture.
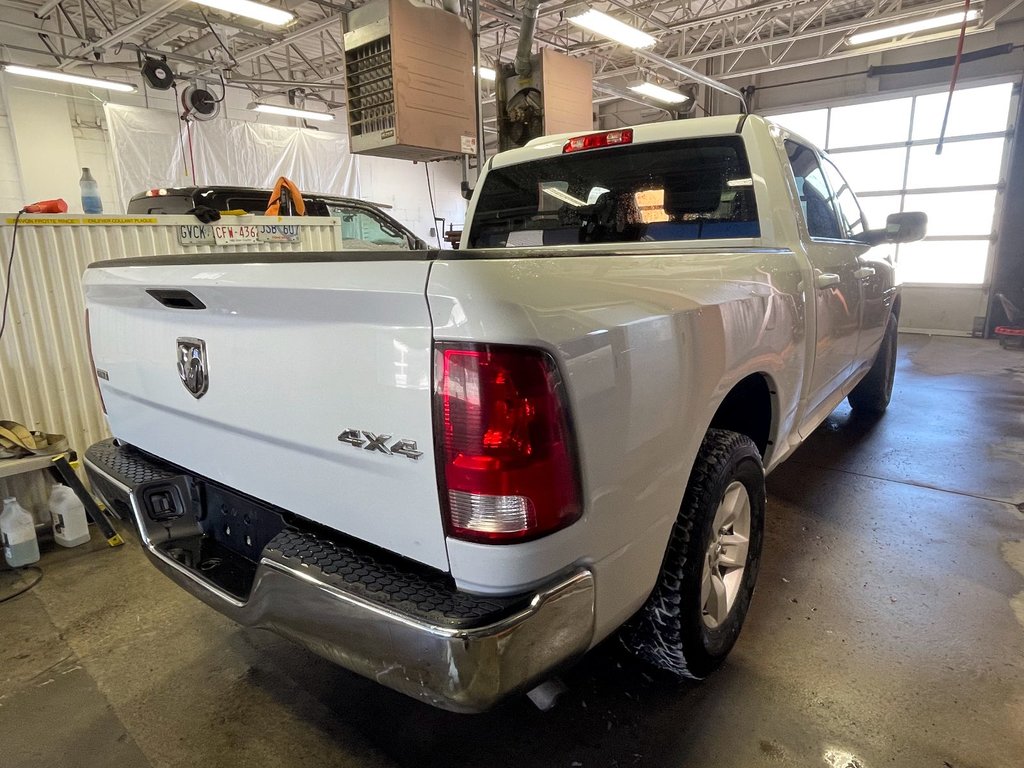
[847,10,979,46]
[567,6,656,49]
[542,187,587,207]
[3,64,136,92]
[189,0,294,26]
[475,66,497,81]
[250,103,334,121]
[629,81,689,104]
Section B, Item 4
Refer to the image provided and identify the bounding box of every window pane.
[828,98,912,148]
[857,195,903,231]
[906,138,1006,188]
[821,157,865,236]
[467,137,760,247]
[897,240,989,284]
[331,208,410,249]
[828,147,907,193]
[769,109,828,147]
[785,140,843,239]
[903,190,999,237]
[912,83,1014,141]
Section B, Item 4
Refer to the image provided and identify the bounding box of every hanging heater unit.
[343,0,476,160]
[497,49,594,152]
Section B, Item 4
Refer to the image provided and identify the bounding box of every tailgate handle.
[146,289,206,310]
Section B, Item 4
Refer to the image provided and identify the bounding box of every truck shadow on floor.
[233,630,793,767]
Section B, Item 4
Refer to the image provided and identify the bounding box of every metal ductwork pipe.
[441,0,463,14]
[514,0,542,77]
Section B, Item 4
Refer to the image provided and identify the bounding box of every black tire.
[621,428,766,680]
[848,312,898,415]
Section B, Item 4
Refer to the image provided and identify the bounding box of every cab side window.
[821,157,867,237]
[328,206,410,250]
[785,140,843,240]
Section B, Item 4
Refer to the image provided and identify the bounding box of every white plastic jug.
[1,497,40,567]
[49,485,91,548]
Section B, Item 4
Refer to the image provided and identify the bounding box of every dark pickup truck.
[127,186,430,251]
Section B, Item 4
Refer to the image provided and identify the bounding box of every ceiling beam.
[230,13,344,65]
[60,0,185,67]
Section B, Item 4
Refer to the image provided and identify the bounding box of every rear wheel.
[848,313,898,415]
[621,428,765,680]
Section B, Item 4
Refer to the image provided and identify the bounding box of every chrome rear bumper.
[85,446,595,713]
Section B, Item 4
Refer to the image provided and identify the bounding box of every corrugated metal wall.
[0,214,342,469]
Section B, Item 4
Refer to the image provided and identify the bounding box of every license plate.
[177,223,213,245]
[212,224,259,245]
[258,224,301,243]
[176,223,302,246]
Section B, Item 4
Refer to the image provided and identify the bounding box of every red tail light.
[84,309,106,414]
[563,128,633,154]
[435,344,582,543]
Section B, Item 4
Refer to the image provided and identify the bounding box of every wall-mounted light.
[847,10,979,46]
[249,102,335,121]
[190,0,294,26]
[629,81,689,104]
[3,64,136,92]
[566,5,656,49]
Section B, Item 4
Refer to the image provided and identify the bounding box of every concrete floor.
[2,333,1023,768]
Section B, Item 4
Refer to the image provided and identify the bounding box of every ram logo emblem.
[337,430,423,460]
[176,337,208,399]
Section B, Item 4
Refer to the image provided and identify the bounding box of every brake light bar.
[563,129,633,154]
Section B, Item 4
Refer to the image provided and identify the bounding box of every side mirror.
[855,211,928,246]
[884,211,927,243]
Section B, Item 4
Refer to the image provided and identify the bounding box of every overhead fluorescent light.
[475,66,497,81]
[567,6,656,49]
[250,103,334,121]
[629,81,689,104]
[847,10,979,46]
[3,64,136,92]
[190,0,294,26]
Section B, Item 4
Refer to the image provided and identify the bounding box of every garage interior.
[0,0,1022,765]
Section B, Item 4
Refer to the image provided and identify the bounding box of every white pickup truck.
[82,115,925,712]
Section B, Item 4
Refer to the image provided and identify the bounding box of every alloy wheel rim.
[701,480,752,629]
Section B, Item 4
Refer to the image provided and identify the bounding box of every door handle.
[815,273,841,289]
[854,267,876,279]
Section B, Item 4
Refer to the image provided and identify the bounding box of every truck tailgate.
[83,257,448,571]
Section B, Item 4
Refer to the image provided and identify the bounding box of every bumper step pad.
[266,529,529,629]
[86,438,530,629]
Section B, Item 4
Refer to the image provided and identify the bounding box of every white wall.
[0,111,22,211]
[4,85,86,211]
[358,155,465,244]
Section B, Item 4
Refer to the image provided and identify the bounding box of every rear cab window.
[127,194,195,214]
[467,136,760,248]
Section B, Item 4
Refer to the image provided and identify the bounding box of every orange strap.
[264,176,306,216]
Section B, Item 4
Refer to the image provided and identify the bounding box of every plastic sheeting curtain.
[104,104,360,204]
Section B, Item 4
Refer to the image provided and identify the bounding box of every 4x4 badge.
[176,337,208,399]
[338,430,422,460]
